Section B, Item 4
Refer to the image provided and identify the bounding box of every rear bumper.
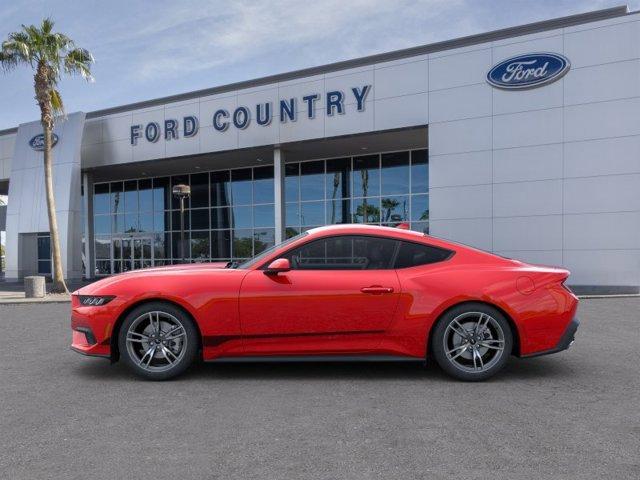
[521,317,580,358]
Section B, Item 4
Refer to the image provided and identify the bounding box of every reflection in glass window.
[124,213,139,233]
[94,183,110,214]
[285,163,299,202]
[254,204,275,228]
[326,198,350,224]
[253,166,274,204]
[353,155,380,198]
[138,179,153,212]
[254,228,275,254]
[94,215,111,235]
[381,196,409,224]
[171,210,190,231]
[124,180,138,212]
[111,182,123,215]
[326,158,350,200]
[381,152,409,195]
[211,207,231,229]
[211,171,231,208]
[352,198,380,224]
[232,169,252,206]
[411,150,429,193]
[411,194,429,222]
[232,205,252,229]
[171,175,190,209]
[211,230,231,259]
[190,231,210,259]
[190,173,209,208]
[191,208,209,230]
[153,177,170,211]
[94,236,110,258]
[285,202,299,228]
[233,229,253,258]
[300,161,324,201]
[301,201,324,226]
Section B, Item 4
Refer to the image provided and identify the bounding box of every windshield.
[235,231,308,269]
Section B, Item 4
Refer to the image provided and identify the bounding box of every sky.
[0,0,638,130]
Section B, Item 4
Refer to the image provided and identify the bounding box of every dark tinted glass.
[381,152,409,195]
[191,208,209,230]
[190,231,210,259]
[190,173,209,208]
[211,230,231,259]
[286,235,397,270]
[37,235,50,260]
[394,241,452,268]
[111,182,123,214]
[211,171,231,208]
[211,207,231,229]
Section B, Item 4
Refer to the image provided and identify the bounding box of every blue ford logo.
[29,133,59,151]
[487,53,570,90]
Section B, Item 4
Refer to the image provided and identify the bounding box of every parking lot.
[0,297,638,479]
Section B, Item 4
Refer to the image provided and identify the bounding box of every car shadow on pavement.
[72,355,574,383]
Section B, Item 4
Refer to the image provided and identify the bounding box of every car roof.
[307,224,435,242]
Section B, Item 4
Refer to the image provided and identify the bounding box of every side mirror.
[264,258,291,275]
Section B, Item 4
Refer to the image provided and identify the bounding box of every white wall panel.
[429,184,492,220]
[429,116,491,155]
[493,108,562,149]
[564,212,640,250]
[563,250,640,286]
[493,180,562,217]
[493,144,563,183]
[429,83,492,123]
[563,174,640,214]
[564,136,640,178]
[493,215,562,251]
[564,20,640,68]
[373,93,428,131]
[564,59,640,106]
[374,60,428,100]
[429,48,492,91]
[564,97,640,142]
[429,150,492,188]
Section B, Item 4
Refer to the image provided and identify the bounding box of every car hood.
[74,262,234,295]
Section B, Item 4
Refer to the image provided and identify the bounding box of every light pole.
[172,184,191,263]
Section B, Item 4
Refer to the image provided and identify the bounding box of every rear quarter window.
[394,241,453,268]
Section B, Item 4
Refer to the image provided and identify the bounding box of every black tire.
[118,302,199,380]
[431,303,513,381]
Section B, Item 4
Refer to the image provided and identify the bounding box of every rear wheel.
[431,303,513,381]
[118,302,199,380]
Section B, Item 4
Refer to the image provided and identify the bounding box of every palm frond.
[50,88,64,116]
[64,47,94,81]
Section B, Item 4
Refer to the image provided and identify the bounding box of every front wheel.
[431,303,513,381]
[118,302,199,380]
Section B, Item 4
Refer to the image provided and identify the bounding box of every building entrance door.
[112,235,154,273]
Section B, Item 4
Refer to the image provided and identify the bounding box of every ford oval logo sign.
[487,53,570,90]
[29,133,59,151]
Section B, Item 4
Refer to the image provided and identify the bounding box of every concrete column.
[82,172,94,279]
[273,147,286,244]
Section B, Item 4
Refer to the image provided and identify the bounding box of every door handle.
[361,286,394,294]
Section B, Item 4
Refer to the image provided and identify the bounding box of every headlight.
[78,295,115,306]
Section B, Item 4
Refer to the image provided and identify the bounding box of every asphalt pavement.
[0,298,638,479]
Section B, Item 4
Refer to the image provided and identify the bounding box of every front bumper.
[522,317,580,358]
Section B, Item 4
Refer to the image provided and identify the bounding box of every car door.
[239,235,402,355]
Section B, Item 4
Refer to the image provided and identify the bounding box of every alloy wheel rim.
[125,311,187,372]
[443,312,505,373]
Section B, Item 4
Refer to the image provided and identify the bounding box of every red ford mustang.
[71,224,579,381]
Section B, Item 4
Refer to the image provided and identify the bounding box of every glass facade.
[285,149,429,238]
[92,148,428,276]
[93,166,275,276]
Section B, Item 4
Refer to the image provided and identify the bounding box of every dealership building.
[0,5,639,293]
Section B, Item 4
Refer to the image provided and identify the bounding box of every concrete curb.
[0,295,71,305]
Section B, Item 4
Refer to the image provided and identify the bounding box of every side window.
[286,235,398,270]
[394,241,452,268]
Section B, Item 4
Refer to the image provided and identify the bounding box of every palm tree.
[0,18,93,293]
